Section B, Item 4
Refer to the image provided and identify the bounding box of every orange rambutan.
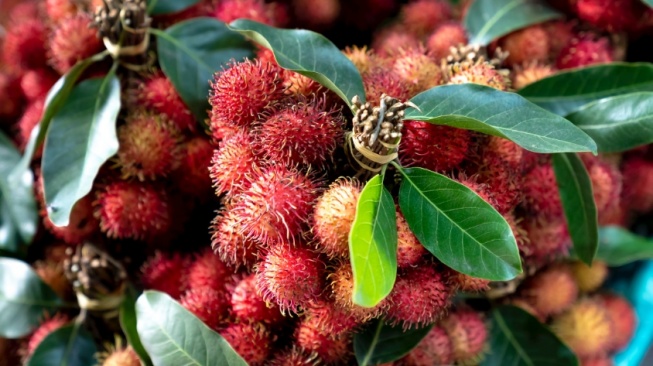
[302,299,360,336]
[512,62,556,90]
[522,163,563,218]
[518,263,579,317]
[402,325,454,366]
[391,48,443,94]
[231,274,284,324]
[210,208,260,269]
[396,211,427,268]
[329,262,386,321]
[212,0,275,25]
[446,269,490,293]
[180,288,229,329]
[48,14,103,74]
[551,298,614,358]
[440,308,488,365]
[447,62,511,91]
[141,252,189,299]
[427,22,468,61]
[172,136,214,200]
[499,25,551,66]
[570,260,608,293]
[343,46,383,75]
[43,194,99,245]
[400,0,452,37]
[45,0,79,22]
[621,157,653,213]
[295,316,352,365]
[137,73,196,132]
[220,323,273,366]
[20,69,58,102]
[100,346,141,366]
[25,314,69,357]
[363,67,413,103]
[556,36,613,70]
[2,19,48,71]
[597,293,636,352]
[399,121,471,172]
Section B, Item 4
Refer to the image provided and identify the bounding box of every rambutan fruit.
[7,1,42,25]
[580,357,614,366]
[556,37,613,70]
[551,298,614,358]
[2,19,48,71]
[446,62,511,91]
[172,136,214,199]
[621,157,653,213]
[426,22,468,61]
[220,323,272,366]
[210,208,260,269]
[141,252,189,299]
[256,243,325,313]
[575,0,642,32]
[45,0,79,22]
[519,263,578,317]
[95,181,171,241]
[543,20,575,58]
[232,165,320,245]
[20,69,58,102]
[399,121,471,172]
[570,260,608,293]
[33,260,70,300]
[209,59,286,136]
[42,193,100,245]
[500,25,550,66]
[25,314,69,357]
[597,293,636,352]
[402,325,454,366]
[180,288,229,329]
[343,46,382,75]
[231,274,284,324]
[587,160,622,217]
[481,135,525,170]
[330,262,386,321]
[212,0,275,25]
[292,0,340,28]
[209,130,258,197]
[371,25,421,57]
[391,48,443,94]
[363,68,413,103]
[252,96,345,168]
[302,299,360,336]
[386,265,450,329]
[457,176,500,212]
[116,111,182,181]
[267,347,317,366]
[137,73,196,132]
[440,308,488,365]
[0,72,25,121]
[312,178,362,259]
[522,216,570,264]
[522,163,563,218]
[446,269,490,293]
[295,316,352,365]
[100,346,140,366]
[396,211,427,268]
[475,158,523,214]
[400,0,452,37]
[48,14,103,74]
[282,72,326,98]
[512,62,556,90]
[186,248,231,293]
[18,99,44,147]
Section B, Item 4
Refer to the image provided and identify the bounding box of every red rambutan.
[399,121,471,172]
[440,308,488,365]
[556,37,613,70]
[141,252,189,299]
[402,326,454,366]
[186,248,231,293]
[363,67,413,103]
[396,211,427,268]
[172,136,214,199]
[18,99,44,148]
[43,193,99,245]
[0,72,25,121]
[523,216,570,264]
[137,73,196,132]
[267,347,317,366]
[292,0,340,28]
[621,157,653,213]
[231,274,284,324]
[551,298,614,358]
[330,262,386,321]
[295,316,352,365]
[220,323,272,366]
[2,19,48,71]
[475,159,523,214]
[212,0,275,25]
[400,0,452,37]
[522,163,563,218]
[391,48,443,95]
[209,130,258,197]
[302,299,360,336]
[575,0,642,32]
[426,22,468,61]
[587,160,622,218]
[49,14,103,74]
[499,25,550,66]
[519,263,578,317]
[7,1,42,25]
[597,293,636,352]
[210,208,260,269]
[180,288,229,329]
[45,0,79,22]
[20,69,58,102]
[25,314,69,357]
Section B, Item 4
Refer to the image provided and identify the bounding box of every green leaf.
[42,68,121,227]
[0,131,37,251]
[152,18,254,122]
[645,0,653,7]
[349,174,397,308]
[120,288,152,366]
[594,226,653,266]
[228,19,366,106]
[354,319,433,366]
[136,291,248,366]
[566,92,653,153]
[552,154,598,265]
[147,0,201,15]
[27,322,97,366]
[0,258,64,338]
[482,306,578,366]
[518,63,653,116]
[405,84,597,154]
[464,0,562,46]
[396,166,521,281]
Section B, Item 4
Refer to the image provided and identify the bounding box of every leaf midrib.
[151,28,214,75]
[472,0,522,43]
[360,320,384,366]
[494,310,534,366]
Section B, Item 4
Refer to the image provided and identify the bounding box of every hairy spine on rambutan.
[100,346,141,366]
[267,347,317,366]
[186,248,231,293]
[427,22,468,61]
[210,208,260,269]
[396,211,427,268]
[446,62,511,91]
[141,252,189,299]
[212,0,276,25]
[512,62,556,90]
[24,314,69,357]
[551,298,614,358]
[446,269,490,293]
[343,46,383,75]
[231,274,284,324]
[522,216,571,265]
[48,14,103,74]
[2,19,48,71]
[220,323,273,366]
[391,48,443,95]
[518,263,578,317]
[137,73,196,132]
[172,136,214,200]
[302,299,360,336]
[363,67,414,103]
[180,288,229,329]
[440,308,488,365]
[400,121,471,172]
[522,163,563,218]
[295,316,352,365]
[499,25,550,66]
[209,130,258,198]
[330,262,386,321]
[401,325,454,366]
[400,0,452,37]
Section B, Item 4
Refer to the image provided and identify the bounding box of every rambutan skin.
[399,121,471,172]
[518,263,578,317]
[25,314,69,357]
[551,298,614,358]
[173,136,214,199]
[440,308,488,365]
[330,262,386,322]
[20,69,58,102]
[220,323,272,366]
[302,300,360,336]
[42,193,99,245]
[267,347,317,366]
[396,211,427,268]
[427,22,468,61]
[363,68,413,103]
[371,26,421,58]
[141,252,189,299]
[575,0,643,32]
[295,316,352,365]
[213,0,275,25]
[597,293,636,352]
[522,163,563,218]
[180,288,229,329]
[522,216,571,264]
[621,157,653,213]
[500,25,550,66]
[138,73,196,132]
[556,37,613,70]
[447,62,511,91]
[210,208,260,269]
[186,248,231,293]
[18,99,44,147]
[2,19,48,71]
[512,62,556,90]
[101,346,141,366]
[231,274,284,324]
[570,260,608,293]
[209,130,258,197]
[392,49,443,95]
[48,14,103,74]
[401,325,454,366]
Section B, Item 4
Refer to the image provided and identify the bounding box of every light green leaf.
[349,174,397,308]
[464,0,563,46]
[396,166,521,281]
[152,18,254,122]
[354,319,433,366]
[482,306,578,366]
[0,258,64,338]
[136,291,248,366]
[27,322,97,366]
[595,226,653,266]
[645,0,653,7]
[120,288,152,366]
[552,154,598,265]
[42,68,121,227]
[147,0,201,15]
[518,63,653,116]
[228,19,366,106]
[405,84,597,154]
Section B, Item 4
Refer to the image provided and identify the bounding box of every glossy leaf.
[349,174,397,308]
[482,306,578,366]
[136,291,248,366]
[152,18,253,122]
[0,258,64,338]
[0,131,37,251]
[147,0,201,15]
[405,84,597,154]
[464,0,562,46]
[396,166,521,280]
[120,289,152,365]
[228,19,366,106]
[27,322,97,366]
[567,92,653,153]
[552,153,598,265]
[594,226,653,266]
[518,63,653,116]
[42,69,121,227]
[354,319,433,366]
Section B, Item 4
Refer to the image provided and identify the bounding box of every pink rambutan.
[391,48,443,95]
[330,262,386,321]
[186,248,231,293]
[363,67,413,103]
[25,314,69,357]
[20,69,58,102]
[43,193,99,245]
[212,0,275,25]
[267,348,317,366]
[401,326,454,366]
[500,25,550,66]
[18,99,44,148]
[180,288,229,329]
[137,74,196,132]
[523,216,571,264]
[597,293,636,352]
[172,136,214,199]
[302,299,360,336]
[295,316,352,365]
[95,181,171,241]
[49,14,103,74]
[209,130,258,197]
[220,323,272,366]
[0,72,25,121]
[400,0,452,37]
[7,1,42,25]
[399,121,471,172]
[210,208,260,269]
[45,0,79,22]
[231,274,284,324]
[386,265,450,329]
[396,211,427,268]
[512,62,556,90]
[2,19,48,71]
[100,346,141,366]
[522,163,563,218]
[575,0,642,32]
[141,252,189,299]
[621,157,653,213]
[556,37,613,70]
[426,22,468,61]
[440,308,488,365]
[519,263,579,317]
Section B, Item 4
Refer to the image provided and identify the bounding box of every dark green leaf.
[27,322,97,366]
[42,68,121,227]
[552,153,598,265]
[566,92,653,153]
[349,174,397,308]
[354,319,433,366]
[0,258,64,338]
[0,131,37,250]
[120,288,152,366]
[464,0,562,46]
[482,306,578,366]
[152,18,254,122]
[147,0,201,15]
[405,84,597,154]
[136,291,248,366]
[518,63,653,116]
[595,226,653,266]
[228,19,366,106]
[396,166,521,281]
